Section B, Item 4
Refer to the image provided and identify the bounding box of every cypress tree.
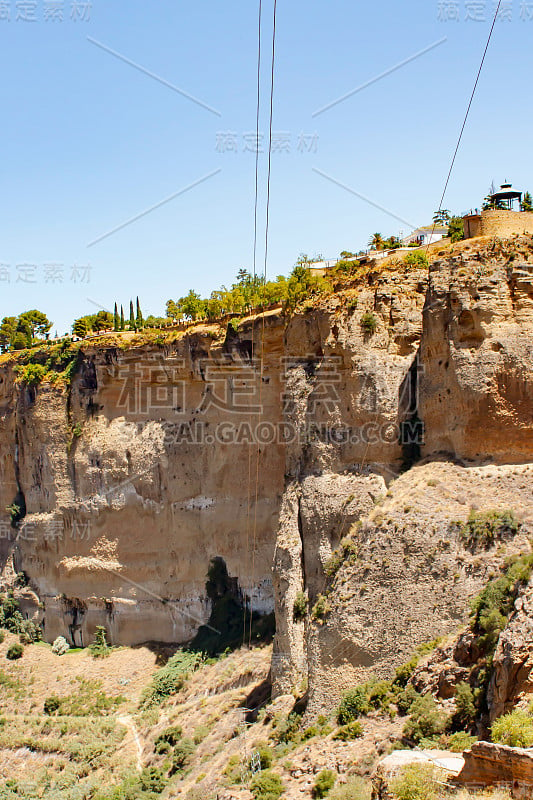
[120,305,125,331]
[136,296,143,330]
[113,303,119,332]
[129,301,135,331]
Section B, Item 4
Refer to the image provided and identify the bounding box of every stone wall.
[464,210,533,239]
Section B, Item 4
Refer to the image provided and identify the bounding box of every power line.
[428,0,503,249]
[249,0,278,647]
[243,0,264,653]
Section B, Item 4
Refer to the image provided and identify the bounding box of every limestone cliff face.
[0,237,532,712]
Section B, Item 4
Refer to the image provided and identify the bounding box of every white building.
[402,225,448,247]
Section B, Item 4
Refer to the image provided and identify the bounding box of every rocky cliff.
[0,235,532,715]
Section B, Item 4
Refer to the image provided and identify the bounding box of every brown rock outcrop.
[456,741,533,798]
[0,237,532,714]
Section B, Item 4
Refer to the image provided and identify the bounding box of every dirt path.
[117,714,143,772]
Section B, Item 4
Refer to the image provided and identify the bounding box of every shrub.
[453,682,476,729]
[328,777,371,800]
[293,591,308,621]
[250,770,284,800]
[19,619,42,645]
[460,510,519,551]
[44,696,62,715]
[403,251,429,268]
[469,553,533,655]
[6,643,23,660]
[141,649,203,707]
[337,686,370,724]
[171,738,195,773]
[311,594,330,622]
[89,626,111,658]
[313,769,336,798]
[393,656,419,687]
[154,725,182,751]
[396,684,421,715]
[448,731,477,752]
[271,711,303,745]
[367,679,392,711]
[139,767,166,793]
[334,720,363,740]
[256,745,274,770]
[391,763,438,800]
[403,695,448,745]
[193,724,209,745]
[360,312,378,335]
[17,363,47,386]
[491,708,533,747]
[52,635,70,656]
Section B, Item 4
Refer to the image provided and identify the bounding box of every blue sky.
[1,0,531,334]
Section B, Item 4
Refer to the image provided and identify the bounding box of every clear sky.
[1,0,531,334]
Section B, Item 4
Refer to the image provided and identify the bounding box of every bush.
[360,312,378,335]
[313,769,336,798]
[337,686,370,724]
[139,767,166,794]
[141,650,203,707]
[453,682,476,729]
[171,737,195,773]
[403,251,429,268]
[391,763,438,800]
[448,731,477,752]
[154,725,182,751]
[250,770,284,800]
[491,708,533,747]
[193,724,209,745]
[256,745,274,770]
[44,696,62,715]
[393,656,419,688]
[6,643,23,660]
[293,591,308,621]
[334,720,363,740]
[469,553,533,655]
[460,510,519,551]
[19,619,42,645]
[402,695,448,745]
[396,684,421,715]
[311,594,330,622]
[17,363,47,386]
[328,777,371,800]
[52,635,70,656]
[271,711,303,745]
[90,626,111,658]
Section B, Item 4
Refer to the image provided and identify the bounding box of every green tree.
[72,318,88,338]
[522,191,532,212]
[120,305,125,331]
[93,311,113,332]
[0,317,17,352]
[368,233,385,251]
[447,216,464,243]
[179,290,206,321]
[113,303,119,332]
[19,310,52,339]
[166,300,183,323]
[129,301,135,331]
[136,296,143,329]
[432,209,451,227]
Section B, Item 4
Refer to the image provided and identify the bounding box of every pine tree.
[129,301,135,331]
[113,303,119,332]
[136,296,143,330]
[522,191,532,213]
[120,305,125,331]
